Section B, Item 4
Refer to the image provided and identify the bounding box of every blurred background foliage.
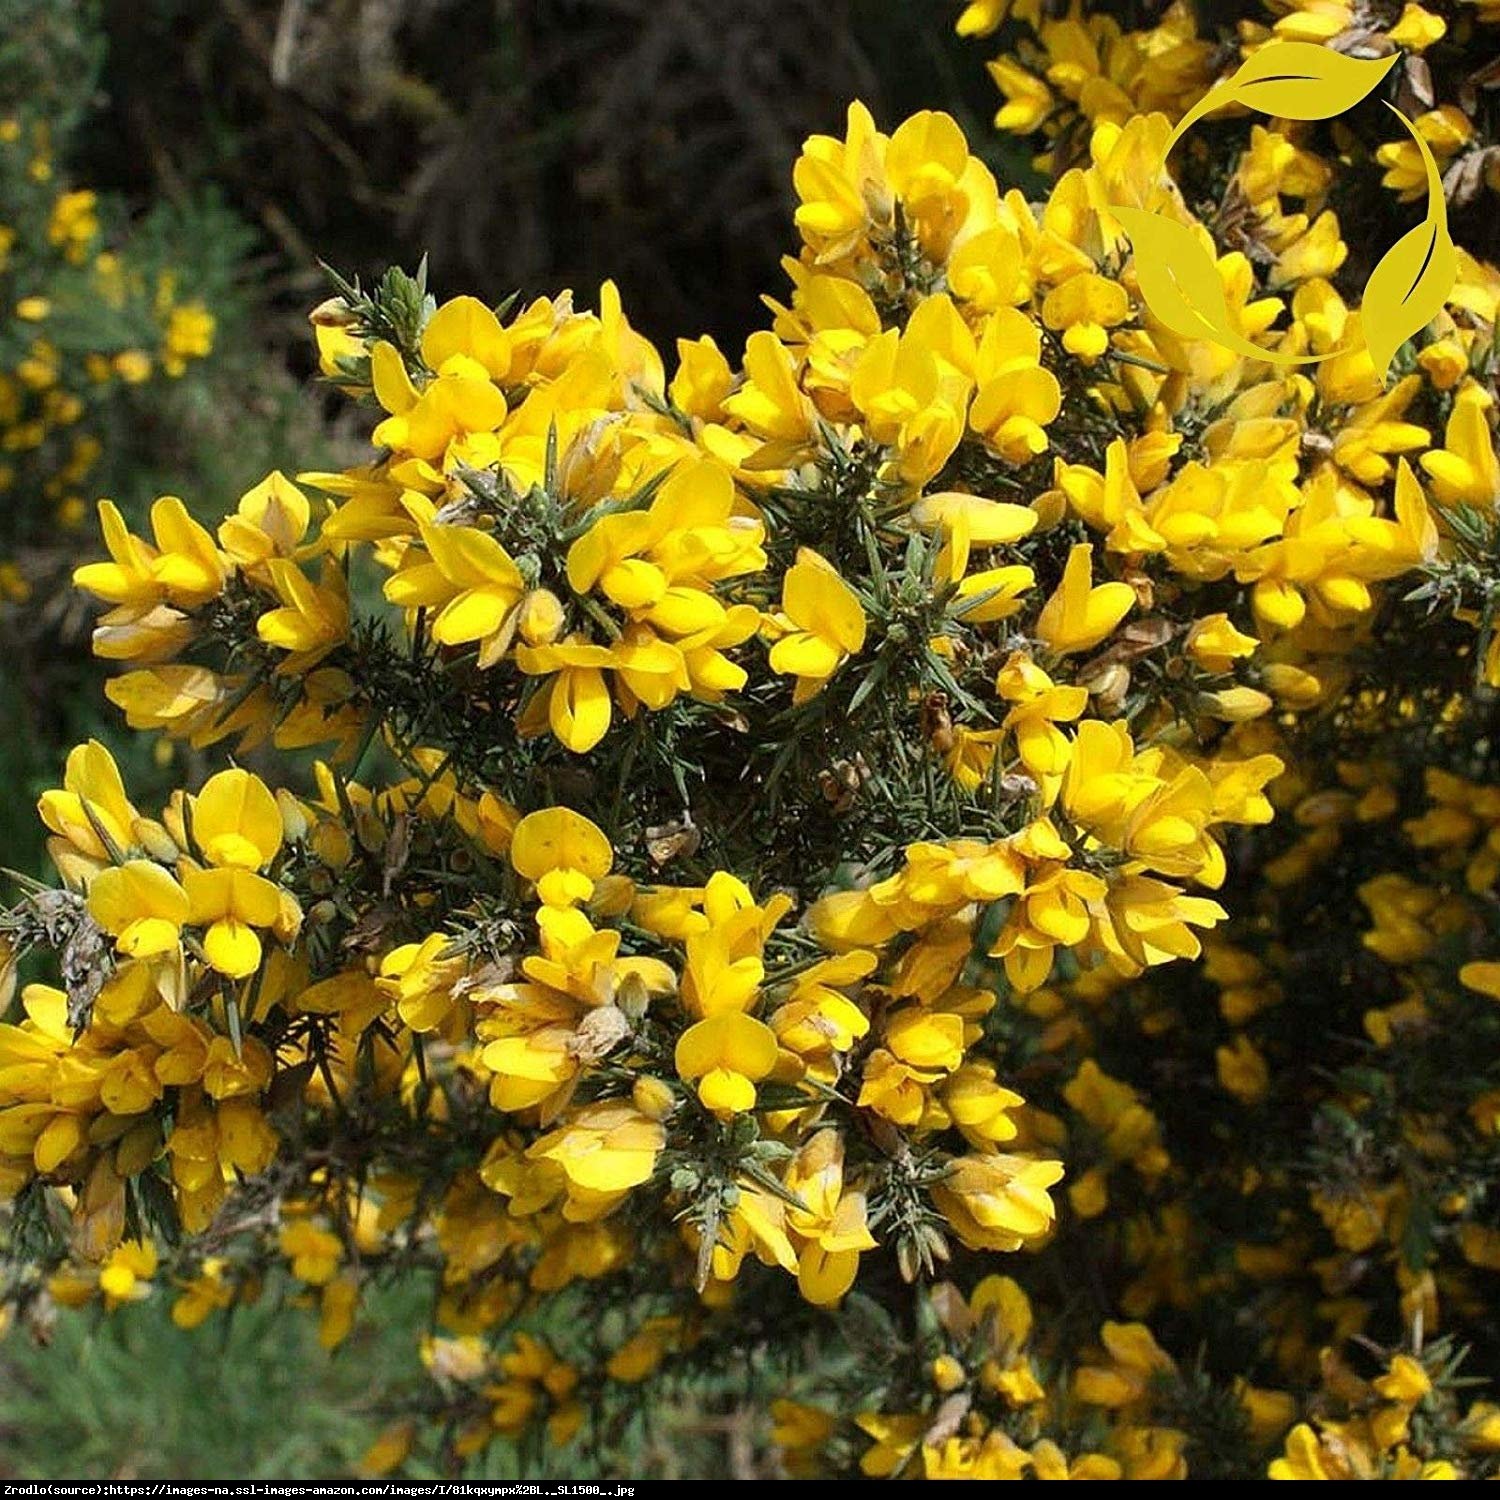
[0,0,1019,1478]
[0,0,339,877]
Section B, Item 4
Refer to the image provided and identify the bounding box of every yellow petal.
[511,808,613,883]
[370,341,418,415]
[204,919,263,978]
[549,668,612,753]
[420,296,510,379]
[193,768,282,869]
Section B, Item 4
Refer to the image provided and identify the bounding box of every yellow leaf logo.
[1168,41,1398,150]
[1111,208,1306,366]
[1359,103,1458,381]
[1118,41,1455,383]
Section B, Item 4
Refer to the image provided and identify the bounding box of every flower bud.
[518,588,566,646]
[1261,662,1324,709]
[632,1075,677,1121]
[1084,662,1130,715]
[308,296,357,328]
[1199,686,1273,722]
[132,817,181,864]
[277,788,310,843]
[1185,613,1258,675]
[313,822,354,870]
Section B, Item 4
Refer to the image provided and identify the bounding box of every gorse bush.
[2,7,1500,1483]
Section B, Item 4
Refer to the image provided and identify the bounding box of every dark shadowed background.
[82,0,1029,355]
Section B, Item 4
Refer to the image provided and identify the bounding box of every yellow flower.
[162,303,215,374]
[670,334,734,422]
[911,490,1037,549]
[420,295,513,381]
[171,1258,235,1330]
[1376,105,1470,199]
[955,0,1015,37]
[1041,272,1130,362]
[515,635,618,752]
[770,951,875,1056]
[75,497,226,610]
[38,738,140,875]
[1216,1034,1270,1104]
[969,308,1061,462]
[97,1239,157,1308]
[944,1064,1024,1148]
[180,768,289,977]
[783,1130,877,1304]
[987,57,1052,135]
[370,343,507,465]
[87,859,188,958]
[256,558,348,672]
[1073,1321,1175,1408]
[377,934,465,1034]
[1269,1423,1351,1480]
[722,329,816,453]
[1185,614,1258,675]
[48,189,98,255]
[792,101,884,263]
[765,548,866,703]
[1374,1354,1432,1406]
[856,1412,927,1478]
[849,298,973,483]
[771,1399,836,1476]
[1460,962,1500,1001]
[1386,3,1447,51]
[510,807,614,908]
[114,350,152,384]
[280,1219,343,1285]
[606,1316,683,1382]
[1034,543,1135,656]
[1200,686,1273,723]
[1270,211,1346,287]
[930,1152,1063,1251]
[675,1010,780,1115]
[218,471,310,573]
[525,1101,664,1219]
[998,652,1087,778]
[1420,383,1498,508]
[385,522,526,668]
[886,1006,965,1073]
[923,1431,1034,1480]
[357,1422,416,1479]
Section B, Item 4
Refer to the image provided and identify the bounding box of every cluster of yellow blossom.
[959,0,1500,222]
[1270,1349,1500,1480]
[1,748,1061,1333]
[825,1307,1500,1480]
[779,1278,1214,1479]
[2,70,1499,1479]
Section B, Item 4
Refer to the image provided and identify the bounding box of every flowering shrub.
[0,109,218,605]
[2,25,1500,1481]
